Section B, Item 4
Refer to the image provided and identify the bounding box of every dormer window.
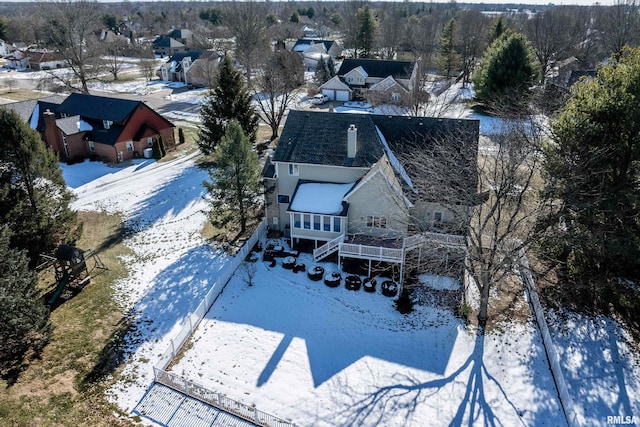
[103,120,113,129]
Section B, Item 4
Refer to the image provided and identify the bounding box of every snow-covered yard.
[169,253,565,426]
[52,73,640,427]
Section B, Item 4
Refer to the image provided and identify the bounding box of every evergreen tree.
[198,55,258,155]
[438,18,460,78]
[490,16,507,42]
[327,57,336,78]
[151,138,162,159]
[158,135,166,157]
[203,121,262,235]
[539,47,640,305]
[315,56,329,84]
[356,5,378,58]
[0,226,51,382]
[178,127,185,145]
[473,31,537,106]
[0,110,79,265]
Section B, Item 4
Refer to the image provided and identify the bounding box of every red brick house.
[42,93,175,163]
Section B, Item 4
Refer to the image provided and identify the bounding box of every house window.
[288,164,299,176]
[103,120,113,129]
[323,216,331,231]
[293,213,301,228]
[147,137,153,147]
[391,92,401,103]
[366,216,387,228]
[126,141,134,152]
[313,215,321,230]
[88,141,95,152]
[333,217,341,232]
[303,214,311,229]
[277,194,290,204]
[434,211,443,223]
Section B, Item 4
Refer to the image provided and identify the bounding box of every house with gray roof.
[7,93,175,163]
[319,59,418,102]
[264,110,478,284]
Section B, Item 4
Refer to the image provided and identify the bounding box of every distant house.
[264,110,478,283]
[159,50,219,87]
[319,59,418,102]
[22,50,68,71]
[167,29,194,47]
[152,29,193,56]
[5,94,175,163]
[291,38,342,71]
[152,35,188,57]
[5,51,29,69]
[100,29,129,44]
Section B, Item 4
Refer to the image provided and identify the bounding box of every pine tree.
[356,5,378,58]
[539,47,640,303]
[0,226,51,382]
[152,138,162,159]
[198,55,259,155]
[158,135,166,157]
[203,121,262,235]
[178,127,185,145]
[473,31,537,106]
[439,18,460,78]
[315,56,329,84]
[0,110,79,265]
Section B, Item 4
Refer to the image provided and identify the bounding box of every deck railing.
[339,242,404,262]
[313,234,344,261]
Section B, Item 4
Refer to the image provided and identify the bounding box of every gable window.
[103,120,113,129]
[434,211,443,223]
[288,164,299,176]
[391,92,401,103]
[88,141,95,152]
[277,194,290,204]
[147,137,153,147]
[126,141,134,152]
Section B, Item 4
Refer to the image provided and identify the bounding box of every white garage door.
[335,90,350,102]
[336,90,349,102]
[322,89,335,101]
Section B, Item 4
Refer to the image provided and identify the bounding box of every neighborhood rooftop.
[56,93,142,123]
[337,58,415,79]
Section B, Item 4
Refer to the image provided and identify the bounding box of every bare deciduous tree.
[399,105,552,329]
[224,1,269,88]
[253,50,304,140]
[39,0,104,93]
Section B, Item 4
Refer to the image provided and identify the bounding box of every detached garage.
[319,76,352,102]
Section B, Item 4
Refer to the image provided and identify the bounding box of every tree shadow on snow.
[332,332,564,427]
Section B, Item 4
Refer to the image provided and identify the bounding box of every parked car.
[311,94,330,105]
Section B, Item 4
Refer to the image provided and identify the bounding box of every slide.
[48,271,71,305]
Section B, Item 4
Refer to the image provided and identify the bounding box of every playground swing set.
[37,245,108,305]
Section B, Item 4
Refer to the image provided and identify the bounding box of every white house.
[319,59,418,102]
[264,110,479,283]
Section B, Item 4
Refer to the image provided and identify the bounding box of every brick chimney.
[347,124,357,158]
[43,109,65,159]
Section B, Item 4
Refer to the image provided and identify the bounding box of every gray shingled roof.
[274,111,384,168]
[56,93,140,123]
[272,110,479,198]
[57,115,84,135]
[337,59,415,80]
[1,95,65,127]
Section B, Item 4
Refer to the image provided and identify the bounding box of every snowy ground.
[547,311,640,425]
[61,152,233,413]
[169,253,565,426]
[52,69,640,426]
